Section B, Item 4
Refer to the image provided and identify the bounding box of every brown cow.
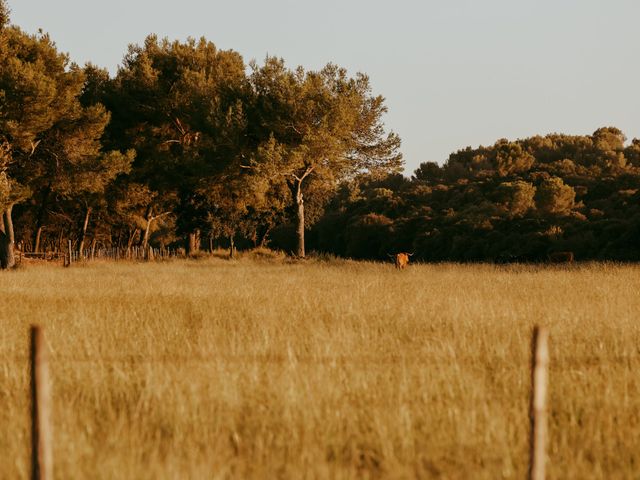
[547,251,574,263]
[388,252,413,269]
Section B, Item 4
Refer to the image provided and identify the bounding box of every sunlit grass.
[1,257,639,479]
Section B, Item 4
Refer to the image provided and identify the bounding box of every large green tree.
[106,35,250,253]
[249,58,402,257]
[0,24,69,267]
[0,11,131,267]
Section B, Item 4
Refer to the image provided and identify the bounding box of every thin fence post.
[30,325,53,480]
[529,326,549,480]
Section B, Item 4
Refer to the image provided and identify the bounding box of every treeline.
[0,1,401,268]
[2,2,639,268]
[303,127,640,261]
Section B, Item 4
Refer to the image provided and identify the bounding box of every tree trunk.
[78,206,92,258]
[141,210,168,252]
[141,209,153,250]
[57,230,64,253]
[0,205,16,269]
[32,185,51,253]
[33,226,43,254]
[127,228,139,258]
[259,226,272,248]
[229,235,235,259]
[295,180,305,257]
[187,230,201,256]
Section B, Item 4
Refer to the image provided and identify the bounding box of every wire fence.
[20,245,184,265]
[20,326,555,479]
[5,352,640,366]
[17,324,640,479]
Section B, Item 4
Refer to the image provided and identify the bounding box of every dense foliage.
[304,128,640,261]
[1,1,639,265]
[0,4,401,267]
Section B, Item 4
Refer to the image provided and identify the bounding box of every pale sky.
[9,0,640,175]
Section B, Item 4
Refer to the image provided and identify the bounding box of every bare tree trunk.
[141,209,153,250]
[291,167,313,258]
[229,235,235,259]
[127,228,139,251]
[32,185,51,253]
[57,230,63,253]
[186,230,201,256]
[140,210,169,251]
[77,206,92,258]
[33,227,43,254]
[259,226,271,248]
[295,180,305,258]
[0,205,16,269]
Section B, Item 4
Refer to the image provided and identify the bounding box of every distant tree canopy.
[310,127,640,262]
[2,3,640,267]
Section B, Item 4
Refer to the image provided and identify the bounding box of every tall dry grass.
[1,257,639,479]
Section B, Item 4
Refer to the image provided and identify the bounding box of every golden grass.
[1,258,639,479]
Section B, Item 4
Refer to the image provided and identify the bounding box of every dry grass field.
[1,253,640,479]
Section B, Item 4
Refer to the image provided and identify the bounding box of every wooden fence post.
[30,325,53,480]
[529,325,549,480]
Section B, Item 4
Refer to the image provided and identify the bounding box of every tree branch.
[29,140,41,157]
[292,165,314,183]
[286,124,303,135]
[150,211,171,222]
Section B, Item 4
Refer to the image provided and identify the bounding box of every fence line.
[22,246,184,265]
[22,324,552,478]
[5,352,633,366]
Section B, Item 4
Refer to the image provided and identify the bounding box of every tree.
[25,98,133,253]
[625,139,640,167]
[496,181,536,218]
[0,24,74,265]
[588,127,627,170]
[104,181,174,254]
[413,161,443,183]
[493,140,535,177]
[535,177,576,216]
[249,58,402,257]
[0,17,132,267]
[107,35,250,254]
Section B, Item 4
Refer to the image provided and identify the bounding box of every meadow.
[1,254,639,479]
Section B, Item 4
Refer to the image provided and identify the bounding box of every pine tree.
[107,35,249,254]
[249,58,402,257]
[0,23,131,267]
